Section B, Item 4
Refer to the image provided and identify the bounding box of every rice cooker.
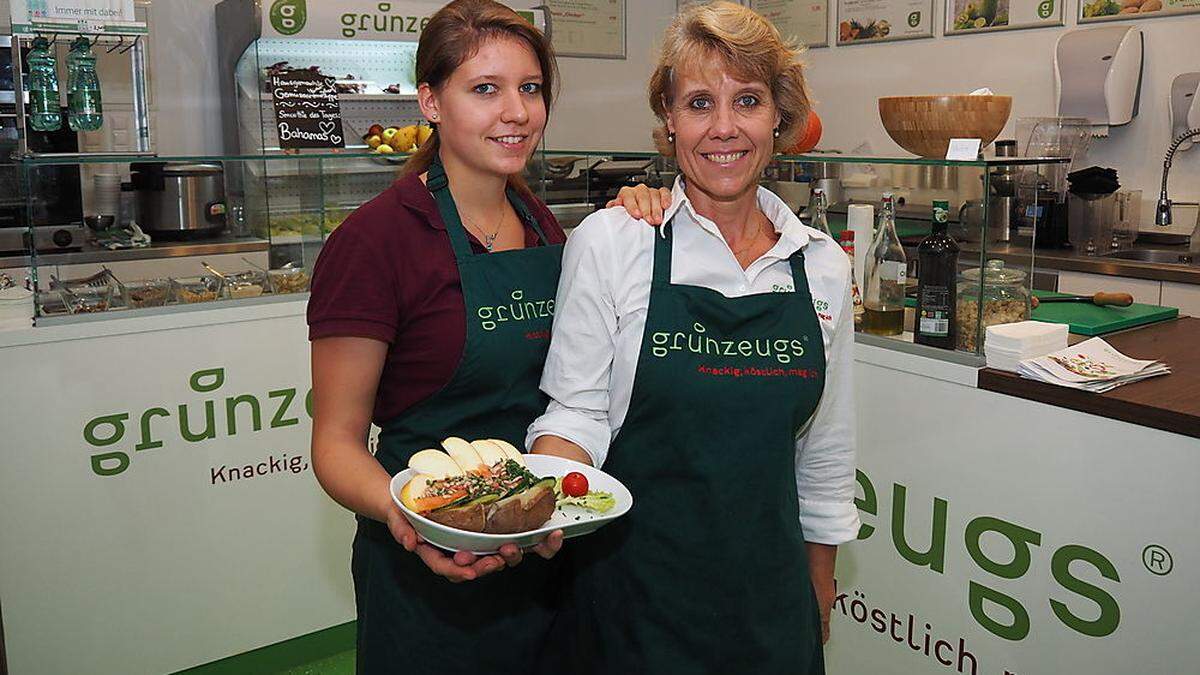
[129,162,227,240]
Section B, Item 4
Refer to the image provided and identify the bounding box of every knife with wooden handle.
[1031,292,1135,309]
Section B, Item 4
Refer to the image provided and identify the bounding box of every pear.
[392,125,418,152]
[417,124,434,146]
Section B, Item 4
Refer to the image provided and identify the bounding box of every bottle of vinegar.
[863,193,907,336]
[915,200,960,349]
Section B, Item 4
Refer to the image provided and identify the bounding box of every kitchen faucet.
[1155,128,1200,252]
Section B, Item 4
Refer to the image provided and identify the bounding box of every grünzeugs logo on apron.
[270,69,346,150]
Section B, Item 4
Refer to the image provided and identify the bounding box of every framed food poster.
[946,0,1064,33]
[837,0,934,44]
[751,0,830,48]
[1080,0,1199,22]
[547,0,626,59]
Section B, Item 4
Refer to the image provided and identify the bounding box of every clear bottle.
[67,38,103,132]
[809,187,834,238]
[914,200,960,349]
[27,37,61,132]
[863,193,907,336]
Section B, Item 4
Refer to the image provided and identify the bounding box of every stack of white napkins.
[1016,337,1170,393]
[985,321,1070,372]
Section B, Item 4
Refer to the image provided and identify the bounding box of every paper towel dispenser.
[1170,72,1200,153]
[1054,25,1144,137]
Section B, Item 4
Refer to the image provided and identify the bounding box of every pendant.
[484,233,498,252]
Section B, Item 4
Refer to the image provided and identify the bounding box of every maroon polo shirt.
[307,173,566,425]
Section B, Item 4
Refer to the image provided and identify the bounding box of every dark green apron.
[352,157,563,674]
[547,219,828,674]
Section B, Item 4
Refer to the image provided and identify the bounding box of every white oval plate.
[390,454,633,554]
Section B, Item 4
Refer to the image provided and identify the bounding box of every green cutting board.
[1029,291,1178,336]
[902,291,1178,335]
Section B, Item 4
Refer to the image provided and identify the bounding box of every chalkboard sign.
[270,70,345,150]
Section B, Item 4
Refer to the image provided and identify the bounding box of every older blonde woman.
[529,3,859,672]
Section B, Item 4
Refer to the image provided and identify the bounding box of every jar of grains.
[956,259,1030,352]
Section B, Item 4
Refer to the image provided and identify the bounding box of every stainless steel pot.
[130,163,227,240]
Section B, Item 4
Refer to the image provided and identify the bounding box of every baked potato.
[399,438,557,534]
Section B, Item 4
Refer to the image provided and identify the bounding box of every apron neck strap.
[654,217,810,293]
[427,156,550,260]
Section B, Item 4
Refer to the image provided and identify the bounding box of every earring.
[667,132,676,144]
[773,127,780,138]
[431,114,439,121]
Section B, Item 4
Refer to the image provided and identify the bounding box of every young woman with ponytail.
[307,1,572,671]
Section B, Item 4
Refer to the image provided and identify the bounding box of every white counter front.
[0,299,356,675]
[1,302,1197,674]
[828,346,1199,675]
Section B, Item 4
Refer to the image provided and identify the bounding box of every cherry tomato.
[562,472,589,498]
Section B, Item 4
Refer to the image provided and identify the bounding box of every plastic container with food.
[59,285,114,314]
[225,270,268,299]
[268,267,310,294]
[956,260,1030,352]
[171,276,224,304]
[122,279,171,308]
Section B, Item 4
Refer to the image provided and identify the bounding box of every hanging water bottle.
[67,38,103,132]
[27,37,61,132]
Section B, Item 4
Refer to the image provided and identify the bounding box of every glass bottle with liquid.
[27,37,61,132]
[839,230,864,327]
[809,187,834,238]
[67,38,103,132]
[914,200,960,349]
[863,193,907,336]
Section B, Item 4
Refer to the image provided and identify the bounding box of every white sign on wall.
[10,0,144,34]
[837,0,934,44]
[751,0,831,48]
[261,0,548,42]
[946,0,1064,34]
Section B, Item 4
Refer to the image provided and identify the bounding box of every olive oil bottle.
[915,200,960,349]
[863,193,907,336]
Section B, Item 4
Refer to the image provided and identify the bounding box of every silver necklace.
[462,208,505,252]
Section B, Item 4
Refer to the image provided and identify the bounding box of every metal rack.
[9,25,153,158]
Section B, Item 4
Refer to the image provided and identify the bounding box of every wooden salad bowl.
[878,95,1012,159]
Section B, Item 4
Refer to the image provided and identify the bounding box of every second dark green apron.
[549,220,828,674]
[352,157,563,674]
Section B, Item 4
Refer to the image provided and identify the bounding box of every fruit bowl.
[878,95,1012,159]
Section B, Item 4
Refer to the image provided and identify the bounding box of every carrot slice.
[413,490,468,513]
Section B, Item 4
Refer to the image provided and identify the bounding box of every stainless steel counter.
[0,236,271,270]
[960,241,1200,285]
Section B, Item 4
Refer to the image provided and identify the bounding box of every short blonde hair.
[648,1,811,156]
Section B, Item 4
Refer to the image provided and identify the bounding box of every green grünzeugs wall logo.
[270,0,307,36]
[855,469,1121,642]
[82,368,313,477]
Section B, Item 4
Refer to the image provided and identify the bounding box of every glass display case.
[530,150,1071,363]
[12,147,1069,365]
[15,150,401,323]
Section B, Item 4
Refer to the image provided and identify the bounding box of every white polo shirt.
[527,177,861,545]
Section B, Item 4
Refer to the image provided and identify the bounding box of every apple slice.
[441,437,488,474]
[472,440,509,470]
[486,438,526,466]
[408,449,464,479]
[399,474,432,511]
